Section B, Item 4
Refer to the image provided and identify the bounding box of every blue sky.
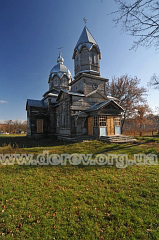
[0,0,159,122]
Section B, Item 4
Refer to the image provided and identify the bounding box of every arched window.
[62,77,67,86]
[96,55,98,65]
[76,55,79,66]
[92,54,94,64]
[54,77,58,86]
[50,81,53,89]
[81,48,88,65]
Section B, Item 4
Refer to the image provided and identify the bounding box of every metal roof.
[75,26,97,48]
[50,63,72,79]
[107,95,119,101]
[47,93,58,97]
[73,27,101,60]
[56,89,85,101]
[43,88,60,97]
[26,99,48,108]
[61,89,85,97]
[85,89,107,99]
[50,53,72,80]
[85,100,124,112]
[85,101,110,112]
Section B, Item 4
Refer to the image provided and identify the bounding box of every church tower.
[72,26,101,77]
[71,25,108,95]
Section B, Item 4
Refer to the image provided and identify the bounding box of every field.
[0,135,159,239]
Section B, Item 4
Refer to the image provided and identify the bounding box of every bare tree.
[108,75,147,129]
[154,106,159,133]
[113,1,159,87]
[5,120,13,133]
[123,110,158,135]
[3,120,27,134]
[113,0,159,49]
[148,73,159,88]
[13,120,22,134]
[21,121,27,133]
[135,104,151,135]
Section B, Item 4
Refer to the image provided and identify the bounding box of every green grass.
[0,135,159,239]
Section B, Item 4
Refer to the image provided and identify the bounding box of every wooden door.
[37,119,43,133]
[107,116,114,135]
[88,117,93,135]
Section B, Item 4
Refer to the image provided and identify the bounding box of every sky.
[0,0,159,122]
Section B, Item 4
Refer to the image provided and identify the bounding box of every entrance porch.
[88,116,122,138]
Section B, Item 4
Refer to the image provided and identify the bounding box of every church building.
[26,26,124,140]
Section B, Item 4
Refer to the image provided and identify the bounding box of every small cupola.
[48,52,72,91]
[73,26,101,77]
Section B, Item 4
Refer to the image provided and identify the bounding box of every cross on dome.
[57,46,64,64]
[83,17,87,26]
[58,46,63,54]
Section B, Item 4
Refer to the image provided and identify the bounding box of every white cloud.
[0,100,8,104]
[0,119,6,124]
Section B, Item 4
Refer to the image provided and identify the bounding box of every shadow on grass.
[136,134,159,139]
[0,136,67,148]
[94,135,159,155]
[93,142,144,155]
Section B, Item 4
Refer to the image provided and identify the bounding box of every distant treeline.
[0,120,27,134]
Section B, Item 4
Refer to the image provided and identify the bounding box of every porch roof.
[26,99,48,109]
[85,100,124,112]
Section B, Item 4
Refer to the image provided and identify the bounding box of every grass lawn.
[0,135,159,239]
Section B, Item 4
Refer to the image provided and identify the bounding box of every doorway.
[37,119,43,134]
[88,117,93,135]
[114,117,121,135]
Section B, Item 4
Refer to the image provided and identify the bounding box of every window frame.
[99,116,107,127]
[114,117,121,126]
[93,116,98,127]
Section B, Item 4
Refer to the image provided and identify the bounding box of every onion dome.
[49,53,72,80]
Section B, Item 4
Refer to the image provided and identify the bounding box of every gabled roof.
[56,89,85,101]
[85,89,107,99]
[85,100,124,112]
[85,90,119,102]
[26,99,48,109]
[107,95,119,101]
[75,26,97,49]
[56,89,121,105]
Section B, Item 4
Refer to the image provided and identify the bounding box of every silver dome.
[50,53,72,79]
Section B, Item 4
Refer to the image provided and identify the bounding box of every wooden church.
[26,25,124,140]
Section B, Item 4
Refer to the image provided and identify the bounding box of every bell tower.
[72,25,101,77]
[71,23,108,95]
